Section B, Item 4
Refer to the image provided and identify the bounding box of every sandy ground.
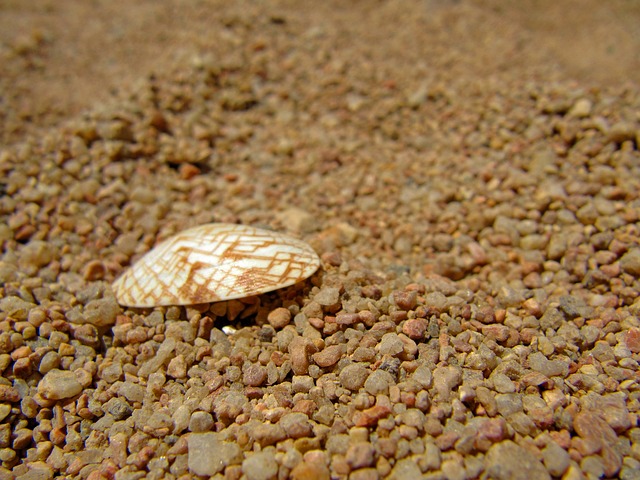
[1,1,640,479]
[1,0,639,145]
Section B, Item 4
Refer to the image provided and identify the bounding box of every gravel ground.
[1,1,640,479]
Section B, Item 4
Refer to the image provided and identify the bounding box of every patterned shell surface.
[112,223,320,307]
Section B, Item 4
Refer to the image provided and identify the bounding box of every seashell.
[112,223,320,307]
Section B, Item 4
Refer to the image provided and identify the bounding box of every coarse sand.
[1,1,639,479]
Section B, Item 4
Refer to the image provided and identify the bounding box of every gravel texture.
[1,1,640,479]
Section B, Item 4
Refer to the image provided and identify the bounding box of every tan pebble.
[358,310,377,327]
[75,369,93,388]
[267,307,292,329]
[354,405,392,427]
[58,343,75,356]
[49,427,66,446]
[289,337,318,375]
[179,163,200,180]
[0,385,20,402]
[167,355,187,379]
[83,260,106,281]
[12,357,32,377]
[290,457,330,480]
[392,290,418,311]
[522,298,542,317]
[292,399,317,416]
[481,324,510,342]
[321,251,342,267]
[402,318,428,340]
[312,345,343,368]
[336,312,360,326]
[10,345,32,360]
[308,317,324,329]
[243,364,267,387]
[624,328,640,353]
[38,369,82,400]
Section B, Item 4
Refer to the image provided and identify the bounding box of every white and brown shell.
[112,223,320,307]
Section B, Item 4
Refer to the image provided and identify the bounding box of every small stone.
[313,345,344,368]
[392,290,418,311]
[188,432,242,476]
[574,410,618,447]
[482,324,510,342]
[412,364,433,389]
[624,328,640,353]
[485,440,550,480]
[267,308,291,329]
[38,369,82,400]
[138,337,176,377]
[189,411,214,432]
[289,337,318,375]
[83,260,106,281]
[314,287,340,308]
[243,363,267,387]
[354,405,392,427]
[527,352,568,377]
[608,121,636,144]
[280,412,313,439]
[539,307,564,330]
[339,364,370,391]
[402,318,427,340]
[0,296,36,321]
[292,375,315,393]
[568,98,592,118]
[378,333,404,356]
[620,249,640,276]
[388,457,423,480]
[0,404,11,422]
[542,440,571,477]
[242,450,278,480]
[290,457,331,480]
[335,312,360,326]
[167,355,187,379]
[82,297,119,327]
[251,423,287,447]
[433,365,462,400]
[100,362,123,383]
[345,442,375,469]
[364,369,394,395]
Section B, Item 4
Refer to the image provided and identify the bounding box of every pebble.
[242,450,279,480]
[314,287,340,307]
[542,440,571,477]
[280,412,313,439]
[527,352,568,378]
[289,336,318,375]
[189,411,214,432]
[339,364,370,391]
[37,369,82,400]
[402,318,428,340]
[243,363,268,386]
[388,458,423,480]
[290,457,331,480]
[378,333,404,356]
[81,297,119,327]
[251,423,287,447]
[0,296,36,321]
[619,248,640,276]
[485,440,551,480]
[313,345,344,368]
[187,432,242,476]
[268,307,292,329]
[364,369,395,395]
